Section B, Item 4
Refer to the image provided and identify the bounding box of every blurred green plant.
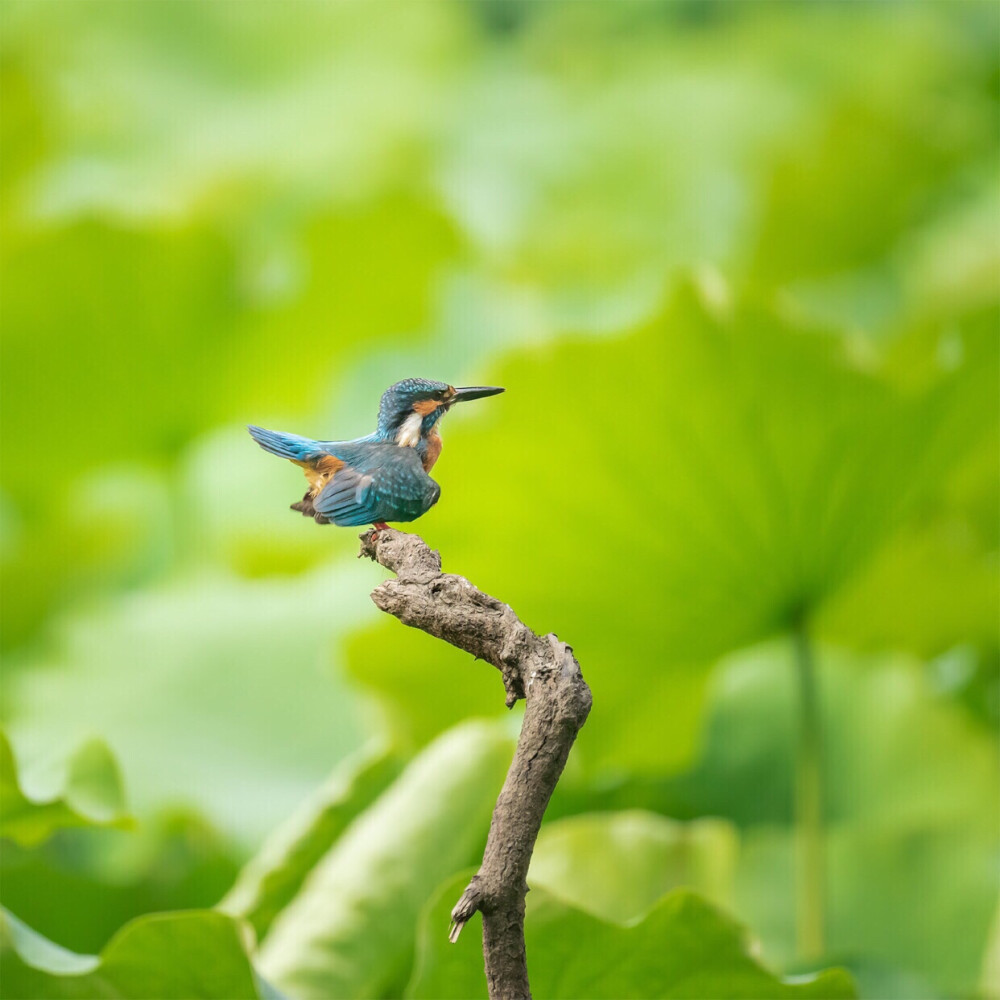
[0,732,130,847]
[1,908,278,1000]
[251,723,513,999]
[1,810,240,957]
[528,811,738,922]
[220,746,404,941]
[410,875,857,1000]
[1,1,997,998]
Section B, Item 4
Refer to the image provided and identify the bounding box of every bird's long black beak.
[452,385,505,403]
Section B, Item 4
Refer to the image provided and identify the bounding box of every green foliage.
[2,1,997,997]
[736,654,996,994]
[1,810,240,956]
[0,732,130,847]
[644,647,998,996]
[349,282,994,778]
[254,722,515,999]
[4,563,374,844]
[0,907,276,1000]
[528,811,738,923]
[220,746,403,940]
[409,877,857,1000]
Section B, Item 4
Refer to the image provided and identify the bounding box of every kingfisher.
[248,378,504,530]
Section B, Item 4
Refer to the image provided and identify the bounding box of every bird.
[248,378,504,531]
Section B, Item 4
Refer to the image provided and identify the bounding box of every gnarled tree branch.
[359,528,592,1000]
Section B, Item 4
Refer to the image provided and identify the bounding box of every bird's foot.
[358,522,392,560]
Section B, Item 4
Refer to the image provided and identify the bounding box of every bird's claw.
[359,523,392,554]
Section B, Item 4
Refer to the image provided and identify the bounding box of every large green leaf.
[220,745,403,941]
[348,280,994,776]
[528,811,737,924]
[4,560,375,845]
[408,877,857,1000]
[0,907,278,1000]
[0,731,129,847]
[256,720,515,1000]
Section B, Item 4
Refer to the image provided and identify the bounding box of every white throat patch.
[396,410,424,448]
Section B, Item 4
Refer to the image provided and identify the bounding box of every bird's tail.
[247,425,320,461]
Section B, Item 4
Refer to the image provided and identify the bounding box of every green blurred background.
[2,2,997,998]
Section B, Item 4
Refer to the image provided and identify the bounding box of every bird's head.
[377,378,504,447]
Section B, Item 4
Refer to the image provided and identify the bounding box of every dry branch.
[359,528,592,1000]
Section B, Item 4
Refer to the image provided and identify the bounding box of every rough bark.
[359,528,592,1000]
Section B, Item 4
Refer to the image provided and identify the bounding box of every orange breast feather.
[423,430,443,472]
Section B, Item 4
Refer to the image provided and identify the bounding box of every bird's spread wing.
[312,442,440,527]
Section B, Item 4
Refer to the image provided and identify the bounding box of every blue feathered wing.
[312,441,441,526]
